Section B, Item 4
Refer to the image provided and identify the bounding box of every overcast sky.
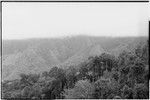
[2,2,149,40]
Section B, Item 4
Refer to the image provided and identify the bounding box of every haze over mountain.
[2,35,148,80]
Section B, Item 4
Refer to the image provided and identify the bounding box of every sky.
[2,2,149,40]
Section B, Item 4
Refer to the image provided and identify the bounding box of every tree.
[133,83,149,99]
[21,86,31,98]
[42,67,67,99]
[121,85,133,99]
[94,77,121,99]
[63,80,95,99]
[65,67,77,88]
[94,77,111,99]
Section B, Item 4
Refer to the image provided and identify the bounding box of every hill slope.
[2,36,148,80]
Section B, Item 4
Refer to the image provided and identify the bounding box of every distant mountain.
[110,37,148,57]
[2,36,148,80]
[2,48,50,80]
[110,44,130,57]
[61,44,106,68]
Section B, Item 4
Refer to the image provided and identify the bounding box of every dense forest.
[2,36,147,81]
[2,38,149,99]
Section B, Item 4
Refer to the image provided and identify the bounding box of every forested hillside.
[2,36,149,99]
[2,36,147,80]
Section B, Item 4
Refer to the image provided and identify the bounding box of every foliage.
[65,67,78,88]
[63,80,95,99]
[2,40,149,99]
[94,77,120,99]
[133,83,149,99]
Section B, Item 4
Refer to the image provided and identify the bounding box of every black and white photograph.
[1,0,149,99]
